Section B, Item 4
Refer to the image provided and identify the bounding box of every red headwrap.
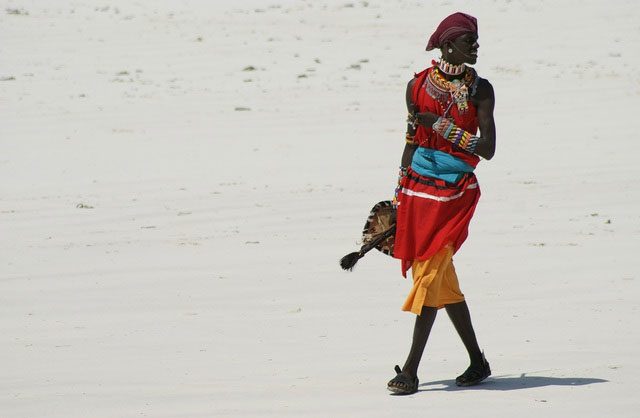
[426,12,478,51]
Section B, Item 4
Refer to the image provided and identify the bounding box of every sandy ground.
[2,0,640,416]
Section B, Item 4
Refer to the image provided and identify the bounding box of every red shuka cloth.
[393,170,480,276]
[412,68,480,167]
[393,67,482,276]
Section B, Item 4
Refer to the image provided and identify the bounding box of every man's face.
[450,33,479,65]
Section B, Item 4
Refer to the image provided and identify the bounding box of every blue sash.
[411,147,475,184]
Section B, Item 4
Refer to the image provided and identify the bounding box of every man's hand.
[415,111,440,128]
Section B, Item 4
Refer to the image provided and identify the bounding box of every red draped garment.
[393,67,482,276]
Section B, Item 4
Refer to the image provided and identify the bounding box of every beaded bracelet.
[392,166,408,209]
[407,113,418,130]
[432,117,480,154]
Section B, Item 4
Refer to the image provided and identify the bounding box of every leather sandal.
[455,353,491,387]
[387,365,419,394]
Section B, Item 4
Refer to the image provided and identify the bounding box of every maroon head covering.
[426,12,478,51]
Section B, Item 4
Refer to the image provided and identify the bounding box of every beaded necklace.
[437,60,466,76]
[424,61,476,114]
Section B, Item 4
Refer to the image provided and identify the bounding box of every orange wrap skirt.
[402,245,465,314]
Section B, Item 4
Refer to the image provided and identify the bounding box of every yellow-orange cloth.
[402,245,465,314]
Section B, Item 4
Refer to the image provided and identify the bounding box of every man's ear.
[442,41,453,57]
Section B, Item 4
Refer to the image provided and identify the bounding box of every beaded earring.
[448,48,453,53]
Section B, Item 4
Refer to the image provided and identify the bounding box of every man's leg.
[445,300,490,386]
[402,306,438,377]
[445,301,482,364]
[388,306,437,393]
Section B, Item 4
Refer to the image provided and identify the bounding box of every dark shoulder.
[473,77,494,102]
[406,77,417,104]
[406,78,417,109]
[406,68,429,109]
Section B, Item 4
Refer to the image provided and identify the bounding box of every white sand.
[2,0,639,416]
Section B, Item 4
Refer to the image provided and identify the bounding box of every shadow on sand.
[416,373,608,392]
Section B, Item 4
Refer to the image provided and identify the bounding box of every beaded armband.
[407,113,418,130]
[392,166,408,209]
[405,132,417,144]
[432,117,480,154]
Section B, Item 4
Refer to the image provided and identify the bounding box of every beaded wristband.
[407,113,418,130]
[432,117,480,154]
[392,166,408,209]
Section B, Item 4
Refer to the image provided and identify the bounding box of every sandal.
[455,353,491,387]
[387,365,419,395]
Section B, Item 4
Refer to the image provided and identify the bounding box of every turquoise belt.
[411,147,474,184]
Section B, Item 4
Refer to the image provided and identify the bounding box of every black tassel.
[340,224,396,271]
[340,251,364,271]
